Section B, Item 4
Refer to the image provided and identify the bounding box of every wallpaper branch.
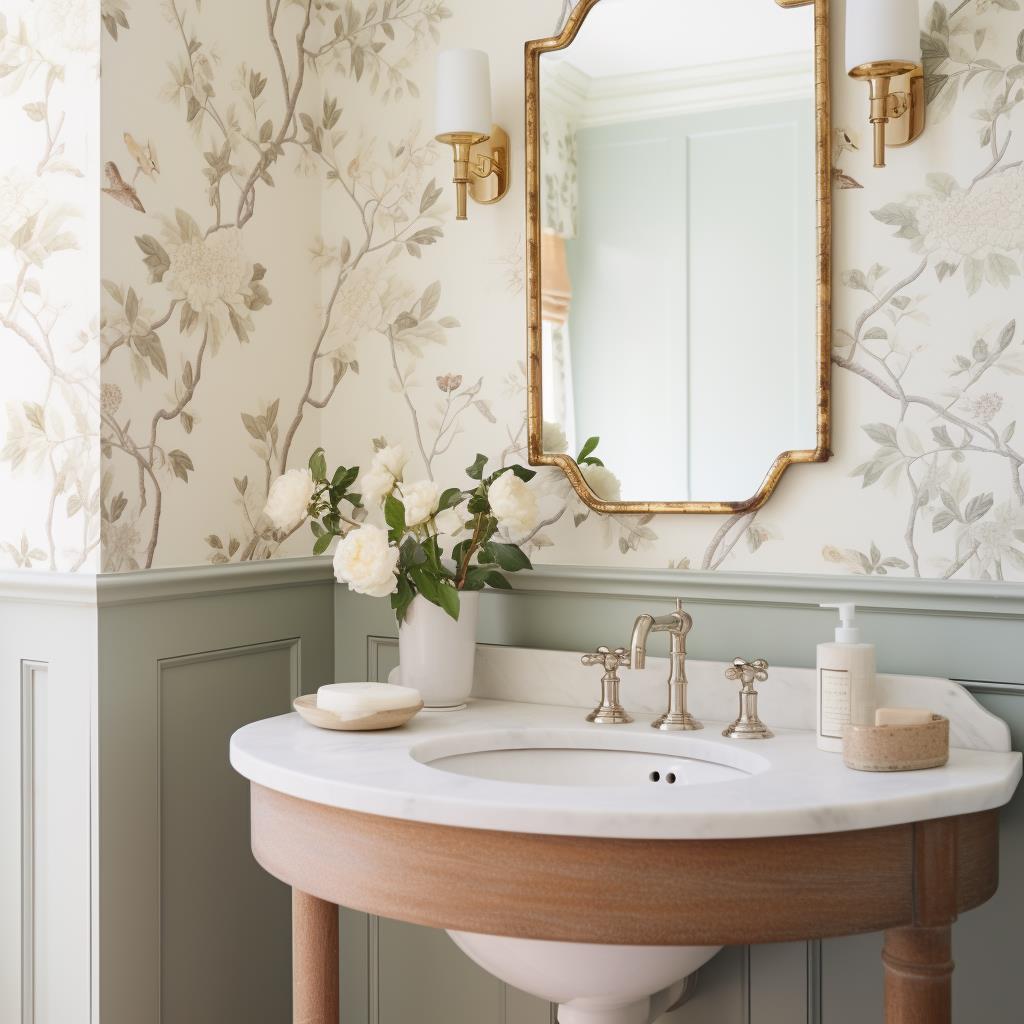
[2,0,1023,581]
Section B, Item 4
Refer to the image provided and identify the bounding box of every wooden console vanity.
[231,681,1021,1024]
[255,785,996,1024]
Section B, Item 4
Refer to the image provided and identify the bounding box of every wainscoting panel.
[159,640,300,1024]
[0,575,96,1024]
[377,919,506,1024]
[22,661,44,1024]
[663,946,746,1023]
[96,564,334,1024]
[748,942,810,1022]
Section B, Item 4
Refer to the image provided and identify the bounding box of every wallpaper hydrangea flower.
[3,0,1023,582]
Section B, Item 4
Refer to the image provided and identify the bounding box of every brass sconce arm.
[849,61,925,169]
[436,125,511,221]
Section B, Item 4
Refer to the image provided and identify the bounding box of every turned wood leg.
[883,925,953,1024]
[293,889,339,1024]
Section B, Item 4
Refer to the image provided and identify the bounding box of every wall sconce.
[846,0,925,168]
[434,48,510,221]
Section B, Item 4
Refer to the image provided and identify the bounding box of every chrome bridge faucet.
[630,599,702,731]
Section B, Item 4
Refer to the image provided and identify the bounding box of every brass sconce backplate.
[468,125,510,205]
[881,68,925,148]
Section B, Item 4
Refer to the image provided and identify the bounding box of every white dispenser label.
[820,668,851,740]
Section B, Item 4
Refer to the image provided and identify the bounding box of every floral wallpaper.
[319,0,1024,583]
[0,0,100,571]
[3,0,1023,582]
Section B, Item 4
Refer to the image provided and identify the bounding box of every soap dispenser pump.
[816,603,877,753]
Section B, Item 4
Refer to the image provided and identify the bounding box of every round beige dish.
[293,694,424,732]
[843,715,950,772]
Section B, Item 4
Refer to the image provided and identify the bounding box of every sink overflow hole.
[648,770,678,784]
[648,771,660,782]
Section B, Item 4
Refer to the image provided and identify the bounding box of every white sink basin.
[410,729,766,788]
[410,731,759,1022]
[448,931,717,1024]
[420,746,749,787]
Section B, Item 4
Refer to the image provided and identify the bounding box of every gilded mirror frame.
[525,0,833,514]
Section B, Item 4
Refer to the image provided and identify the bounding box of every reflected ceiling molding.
[541,51,814,128]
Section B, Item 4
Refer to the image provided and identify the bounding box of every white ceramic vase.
[397,591,479,709]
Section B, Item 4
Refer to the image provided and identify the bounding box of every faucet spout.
[628,600,702,732]
[629,613,656,670]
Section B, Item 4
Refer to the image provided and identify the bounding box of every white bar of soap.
[317,682,422,718]
[875,707,933,727]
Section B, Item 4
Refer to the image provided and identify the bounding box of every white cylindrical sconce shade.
[846,0,921,72]
[435,48,492,137]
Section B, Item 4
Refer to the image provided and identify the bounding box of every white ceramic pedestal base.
[447,931,720,1024]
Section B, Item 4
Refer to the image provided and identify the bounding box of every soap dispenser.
[816,603,877,753]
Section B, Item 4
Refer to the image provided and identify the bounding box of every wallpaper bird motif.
[2,0,1023,582]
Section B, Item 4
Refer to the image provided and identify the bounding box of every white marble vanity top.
[231,697,1022,841]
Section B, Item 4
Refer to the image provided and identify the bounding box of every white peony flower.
[375,445,408,480]
[360,467,396,508]
[542,420,568,454]
[433,507,465,537]
[399,479,440,527]
[264,469,315,529]
[166,228,251,314]
[333,524,400,598]
[582,464,622,502]
[489,472,539,535]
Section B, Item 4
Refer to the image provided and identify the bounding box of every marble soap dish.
[294,682,424,732]
[843,715,950,772]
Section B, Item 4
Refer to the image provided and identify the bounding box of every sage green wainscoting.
[91,558,1022,1024]
[335,564,1024,1024]
[96,561,334,1024]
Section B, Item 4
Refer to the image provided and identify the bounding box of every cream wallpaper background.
[0,0,100,571]
[3,0,1024,580]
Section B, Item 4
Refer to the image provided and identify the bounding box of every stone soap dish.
[843,715,950,772]
[293,694,424,732]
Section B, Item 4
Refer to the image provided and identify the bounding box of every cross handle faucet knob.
[581,646,632,725]
[725,658,769,689]
[581,646,630,673]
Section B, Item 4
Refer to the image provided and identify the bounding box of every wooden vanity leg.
[292,889,339,1024]
[883,817,959,1023]
[882,925,953,1023]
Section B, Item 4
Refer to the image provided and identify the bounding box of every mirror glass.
[536,0,820,505]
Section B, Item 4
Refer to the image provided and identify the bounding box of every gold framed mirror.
[526,0,832,514]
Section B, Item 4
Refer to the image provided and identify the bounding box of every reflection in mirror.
[537,0,821,505]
